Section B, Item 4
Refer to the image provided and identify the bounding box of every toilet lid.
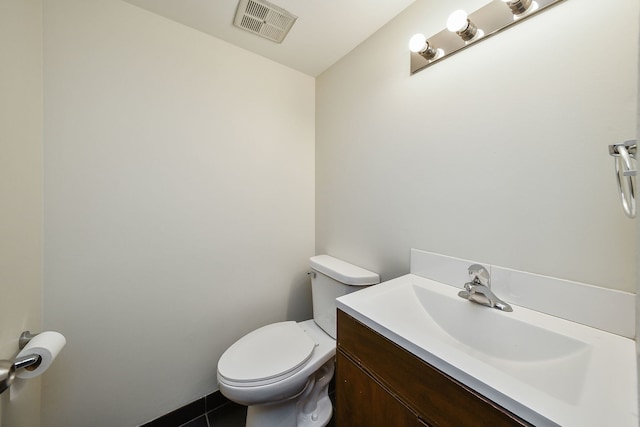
[218,321,316,385]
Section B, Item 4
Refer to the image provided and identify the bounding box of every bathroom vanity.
[336,310,530,427]
[334,249,638,427]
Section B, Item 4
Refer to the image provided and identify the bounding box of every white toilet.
[217,255,380,427]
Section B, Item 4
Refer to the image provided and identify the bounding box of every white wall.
[42,0,315,425]
[33,0,640,424]
[0,1,43,426]
[316,0,638,293]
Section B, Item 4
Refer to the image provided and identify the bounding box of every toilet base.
[246,360,335,427]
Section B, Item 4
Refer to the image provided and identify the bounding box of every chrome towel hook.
[609,140,637,219]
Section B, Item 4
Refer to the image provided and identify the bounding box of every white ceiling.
[123,0,416,77]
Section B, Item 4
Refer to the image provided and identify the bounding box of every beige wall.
[316,0,638,293]
[6,0,634,424]
[42,0,315,425]
[0,0,43,426]
[636,2,640,410]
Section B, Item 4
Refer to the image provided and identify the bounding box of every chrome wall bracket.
[0,360,15,395]
[0,331,43,395]
[19,331,39,350]
[410,0,566,75]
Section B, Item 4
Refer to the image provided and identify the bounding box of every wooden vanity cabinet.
[336,309,532,427]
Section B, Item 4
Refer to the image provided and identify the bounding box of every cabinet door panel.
[336,351,422,427]
[337,310,531,427]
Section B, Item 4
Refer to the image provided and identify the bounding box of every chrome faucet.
[458,264,513,312]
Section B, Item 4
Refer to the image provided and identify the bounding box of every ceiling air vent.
[233,0,297,43]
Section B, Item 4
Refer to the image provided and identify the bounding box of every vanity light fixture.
[409,0,566,75]
[408,33,443,61]
[446,10,482,42]
[501,0,539,17]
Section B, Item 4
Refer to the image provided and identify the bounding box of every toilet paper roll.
[15,331,66,379]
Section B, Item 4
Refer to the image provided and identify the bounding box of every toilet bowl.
[217,255,380,427]
[218,320,335,426]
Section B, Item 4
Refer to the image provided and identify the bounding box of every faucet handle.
[467,264,490,287]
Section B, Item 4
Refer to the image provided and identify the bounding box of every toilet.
[217,255,380,427]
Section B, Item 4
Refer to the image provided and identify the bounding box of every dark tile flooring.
[184,402,337,427]
[140,393,246,427]
[181,402,247,427]
[142,376,336,427]
[149,391,335,427]
[184,397,336,427]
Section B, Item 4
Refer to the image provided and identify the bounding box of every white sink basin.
[412,282,592,405]
[412,283,589,361]
[337,274,637,427]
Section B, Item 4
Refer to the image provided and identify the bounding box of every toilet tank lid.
[310,255,380,286]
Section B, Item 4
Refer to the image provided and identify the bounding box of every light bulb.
[408,34,440,61]
[409,33,427,53]
[502,0,537,16]
[447,10,469,33]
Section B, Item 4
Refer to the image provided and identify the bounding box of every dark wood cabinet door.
[336,351,423,427]
[337,310,531,427]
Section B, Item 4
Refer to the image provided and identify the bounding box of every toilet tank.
[309,255,380,339]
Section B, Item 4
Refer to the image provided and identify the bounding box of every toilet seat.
[218,321,316,387]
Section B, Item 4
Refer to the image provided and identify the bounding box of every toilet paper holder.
[19,331,39,349]
[0,331,44,396]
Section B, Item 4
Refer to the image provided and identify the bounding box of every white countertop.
[337,273,639,427]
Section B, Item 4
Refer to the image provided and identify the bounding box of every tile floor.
[180,402,247,427]
[182,396,336,427]
[145,384,335,427]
